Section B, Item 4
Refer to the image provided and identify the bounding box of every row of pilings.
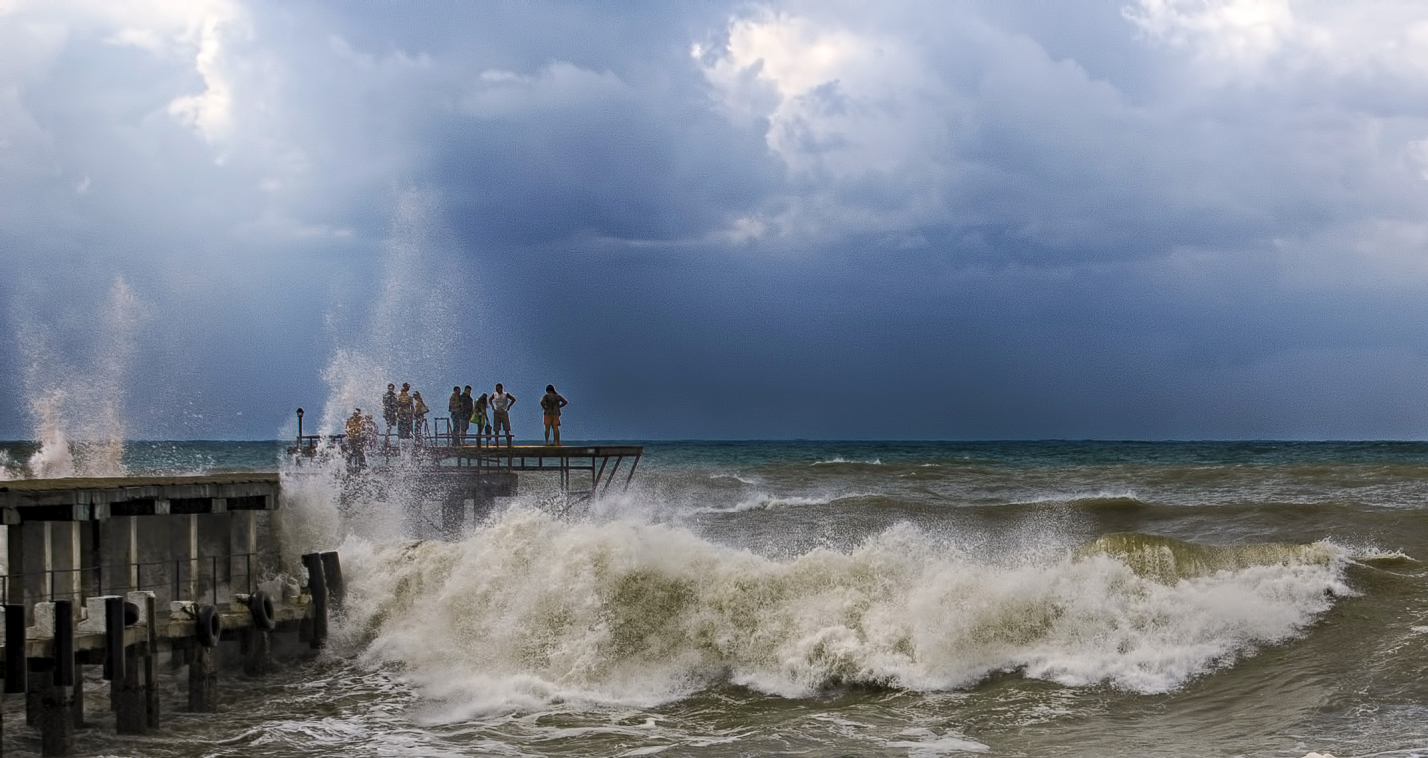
[0,550,342,757]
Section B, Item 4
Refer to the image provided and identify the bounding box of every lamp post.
[296,408,304,445]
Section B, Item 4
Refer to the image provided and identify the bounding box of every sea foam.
[332,507,1352,716]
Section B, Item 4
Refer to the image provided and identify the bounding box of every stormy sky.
[5,0,1428,441]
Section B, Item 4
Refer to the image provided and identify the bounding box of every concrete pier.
[0,440,644,755]
[0,474,296,755]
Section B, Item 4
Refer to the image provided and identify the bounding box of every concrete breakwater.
[0,474,337,757]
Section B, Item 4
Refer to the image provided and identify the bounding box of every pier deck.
[0,474,279,521]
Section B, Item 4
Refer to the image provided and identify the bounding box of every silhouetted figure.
[541,385,568,446]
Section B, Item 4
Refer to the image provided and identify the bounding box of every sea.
[1,438,1426,758]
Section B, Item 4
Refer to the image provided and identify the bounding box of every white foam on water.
[731,493,871,511]
[708,473,757,485]
[811,457,883,466]
[1013,489,1143,506]
[885,727,990,756]
[331,508,1353,717]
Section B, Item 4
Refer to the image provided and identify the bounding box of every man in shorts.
[490,383,516,447]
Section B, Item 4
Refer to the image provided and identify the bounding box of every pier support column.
[186,646,217,713]
[52,523,81,604]
[5,525,24,606]
[440,495,465,537]
[22,523,51,608]
[122,517,139,593]
[185,515,199,603]
[229,511,258,594]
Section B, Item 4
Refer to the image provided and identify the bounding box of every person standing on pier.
[382,383,398,433]
[460,386,474,445]
[491,383,516,447]
[345,408,367,471]
[541,385,568,446]
[396,383,414,441]
[413,390,430,445]
[448,386,465,444]
[361,411,378,452]
[474,393,490,447]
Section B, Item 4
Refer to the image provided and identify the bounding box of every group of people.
[344,380,568,461]
[444,383,520,447]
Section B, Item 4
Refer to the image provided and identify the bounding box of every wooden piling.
[40,601,74,757]
[116,646,144,733]
[186,645,217,713]
[242,627,273,676]
[301,553,328,649]
[320,551,344,611]
[4,604,26,696]
[144,595,159,730]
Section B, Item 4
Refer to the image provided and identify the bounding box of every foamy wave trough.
[332,508,1351,716]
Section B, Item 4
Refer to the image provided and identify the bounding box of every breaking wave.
[333,510,1353,717]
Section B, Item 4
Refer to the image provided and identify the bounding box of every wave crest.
[335,511,1352,715]
[1075,532,1342,583]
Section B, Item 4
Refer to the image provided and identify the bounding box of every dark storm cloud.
[4,0,1428,441]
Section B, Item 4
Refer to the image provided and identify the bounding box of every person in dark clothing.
[382,383,398,432]
[540,385,568,445]
[459,386,474,445]
[448,386,464,444]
